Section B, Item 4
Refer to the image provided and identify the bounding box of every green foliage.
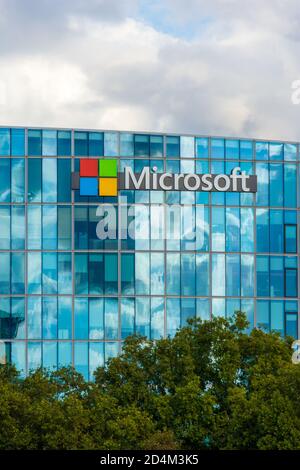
[0,312,300,449]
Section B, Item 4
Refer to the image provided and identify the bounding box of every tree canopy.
[1,312,300,450]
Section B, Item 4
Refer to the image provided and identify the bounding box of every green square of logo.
[99,159,117,177]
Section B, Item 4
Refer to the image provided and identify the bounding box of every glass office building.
[0,126,299,379]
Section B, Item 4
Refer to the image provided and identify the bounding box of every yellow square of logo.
[99,177,117,196]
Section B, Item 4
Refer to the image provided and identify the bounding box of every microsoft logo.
[79,159,118,196]
[71,162,257,195]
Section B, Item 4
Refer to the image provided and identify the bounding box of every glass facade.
[0,127,299,379]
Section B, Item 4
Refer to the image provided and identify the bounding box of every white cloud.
[0,0,299,140]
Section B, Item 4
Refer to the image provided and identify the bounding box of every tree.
[0,312,299,449]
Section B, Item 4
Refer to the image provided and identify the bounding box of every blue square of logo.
[80,177,98,196]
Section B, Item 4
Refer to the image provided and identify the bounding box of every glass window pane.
[0,128,10,155]
[180,136,194,158]
[58,297,72,339]
[11,158,25,202]
[12,253,25,294]
[256,300,269,332]
[211,138,224,159]
[74,298,88,339]
[285,224,297,253]
[89,132,104,156]
[42,130,57,156]
[57,159,71,202]
[42,297,57,339]
[256,256,269,297]
[57,130,71,156]
[28,129,42,156]
[28,158,42,202]
[151,297,164,339]
[0,206,10,249]
[120,133,134,156]
[196,254,209,296]
[28,342,42,371]
[11,128,25,156]
[240,140,252,160]
[89,298,104,340]
[42,205,57,249]
[212,254,225,296]
[89,342,104,379]
[58,342,72,368]
[150,135,163,157]
[284,164,297,208]
[42,159,57,202]
[196,137,208,158]
[104,132,118,156]
[27,297,42,339]
[0,159,10,202]
[105,298,118,339]
[285,268,297,297]
[74,342,88,380]
[270,256,284,297]
[121,254,135,295]
[166,136,180,157]
[284,143,297,161]
[28,206,41,249]
[27,253,41,294]
[121,298,135,339]
[74,131,88,156]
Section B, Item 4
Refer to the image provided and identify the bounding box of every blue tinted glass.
[28,206,41,249]
[285,268,297,297]
[43,342,57,370]
[240,208,254,252]
[226,208,240,251]
[57,159,71,202]
[196,299,210,321]
[11,158,25,202]
[284,164,296,208]
[12,298,25,339]
[121,298,135,339]
[166,298,180,337]
[42,297,57,339]
[0,128,10,155]
[120,133,134,156]
[42,159,57,202]
[256,300,269,331]
[241,255,254,296]
[240,140,252,160]
[58,297,72,339]
[0,253,9,293]
[12,253,25,294]
[28,158,41,202]
[285,224,297,253]
[212,254,225,296]
[121,254,135,294]
[256,209,269,252]
[42,205,57,249]
[58,253,72,294]
[89,342,104,379]
[11,128,25,156]
[104,132,118,156]
[74,342,88,380]
[151,297,164,339]
[269,143,283,160]
[286,313,297,338]
[134,134,149,156]
[166,253,180,295]
[212,207,225,251]
[75,254,88,294]
[74,131,88,156]
[135,253,150,294]
[136,297,150,336]
[42,253,57,294]
[284,143,297,161]
[75,298,88,339]
[28,129,42,156]
[0,159,10,202]
[181,136,195,158]
[196,137,208,158]
[270,256,284,297]
[27,297,42,339]
[57,130,71,156]
[256,142,268,160]
[89,298,104,340]
[226,254,240,296]
[0,206,10,249]
[105,298,118,339]
[42,130,57,156]
[12,209,25,261]
[150,135,163,157]
[166,136,180,157]
[270,210,283,253]
[211,138,224,159]
[225,139,239,159]
[11,342,26,376]
[28,342,42,371]
[151,253,164,295]
[89,132,103,156]
[270,301,284,336]
[181,254,195,295]
[196,254,209,296]
[60,341,73,367]
[256,256,269,296]
[27,253,41,294]
[269,164,283,206]
[58,207,71,250]
[256,163,269,206]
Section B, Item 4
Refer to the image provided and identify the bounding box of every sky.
[0,0,300,141]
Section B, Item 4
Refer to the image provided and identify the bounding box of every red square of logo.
[80,159,99,177]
